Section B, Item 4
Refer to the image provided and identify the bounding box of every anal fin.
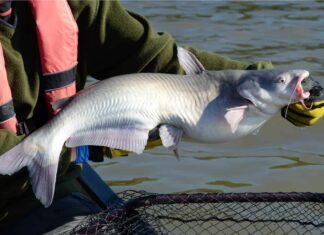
[66,127,149,155]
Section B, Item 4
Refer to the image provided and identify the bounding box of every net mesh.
[68,191,324,235]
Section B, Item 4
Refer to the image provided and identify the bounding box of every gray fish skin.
[0,47,310,207]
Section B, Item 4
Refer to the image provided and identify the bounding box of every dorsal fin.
[177,47,205,75]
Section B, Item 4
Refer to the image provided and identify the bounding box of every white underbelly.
[181,114,268,143]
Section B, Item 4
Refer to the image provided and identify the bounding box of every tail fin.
[0,138,61,207]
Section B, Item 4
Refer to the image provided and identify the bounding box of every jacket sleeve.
[0,131,24,155]
[69,0,273,82]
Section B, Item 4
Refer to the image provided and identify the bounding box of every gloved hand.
[103,138,163,157]
[74,146,89,163]
[282,101,324,126]
[74,146,106,162]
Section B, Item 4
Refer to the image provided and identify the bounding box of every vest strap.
[16,118,39,136]
[0,100,15,123]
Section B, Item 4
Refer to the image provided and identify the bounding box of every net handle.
[125,192,324,210]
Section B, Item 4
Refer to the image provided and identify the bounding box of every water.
[93,1,324,194]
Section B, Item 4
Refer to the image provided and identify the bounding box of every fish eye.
[277,77,286,84]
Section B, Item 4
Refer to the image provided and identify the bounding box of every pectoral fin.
[224,106,248,133]
[159,124,183,159]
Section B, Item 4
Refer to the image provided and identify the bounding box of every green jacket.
[0,0,273,229]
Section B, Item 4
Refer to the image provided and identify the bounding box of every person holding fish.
[0,0,322,234]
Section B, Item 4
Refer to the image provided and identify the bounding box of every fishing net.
[68,190,324,235]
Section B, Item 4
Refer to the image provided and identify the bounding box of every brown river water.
[92,1,324,194]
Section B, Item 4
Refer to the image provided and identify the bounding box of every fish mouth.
[236,87,258,107]
[243,97,256,106]
[295,72,310,100]
[290,71,311,110]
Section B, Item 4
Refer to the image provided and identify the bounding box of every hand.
[282,101,324,126]
[73,146,89,163]
[70,148,76,162]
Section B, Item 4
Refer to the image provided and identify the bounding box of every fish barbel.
[0,47,311,207]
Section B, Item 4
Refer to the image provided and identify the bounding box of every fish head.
[236,69,310,114]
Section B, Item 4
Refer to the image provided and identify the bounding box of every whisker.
[284,84,298,118]
[285,83,313,117]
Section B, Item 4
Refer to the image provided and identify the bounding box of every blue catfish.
[0,47,310,207]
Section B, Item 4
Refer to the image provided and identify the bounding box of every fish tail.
[0,133,62,207]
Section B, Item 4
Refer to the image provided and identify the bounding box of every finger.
[70,148,76,162]
[286,115,309,127]
[287,104,322,118]
[282,109,312,126]
[281,106,312,120]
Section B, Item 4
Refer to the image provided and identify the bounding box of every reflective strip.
[0,43,17,133]
[0,100,15,123]
[29,0,78,73]
[42,65,76,91]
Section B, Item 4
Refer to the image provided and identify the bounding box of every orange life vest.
[0,0,78,134]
